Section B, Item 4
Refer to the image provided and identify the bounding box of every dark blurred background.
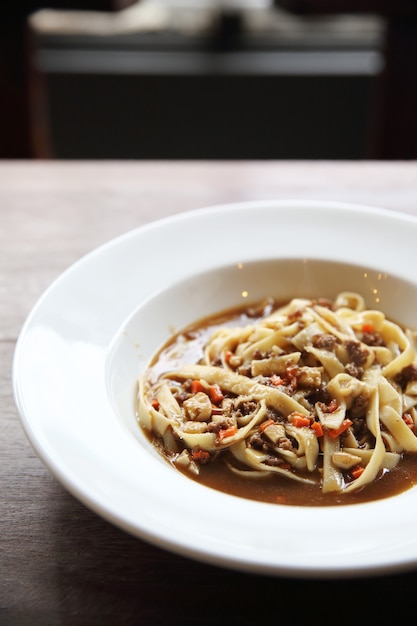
[1,0,417,160]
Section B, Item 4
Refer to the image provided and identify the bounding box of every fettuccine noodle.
[137,292,417,495]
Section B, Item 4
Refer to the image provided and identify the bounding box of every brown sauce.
[142,298,417,506]
[182,448,417,507]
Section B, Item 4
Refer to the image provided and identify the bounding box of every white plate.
[12,199,417,578]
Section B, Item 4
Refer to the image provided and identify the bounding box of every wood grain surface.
[2,160,417,625]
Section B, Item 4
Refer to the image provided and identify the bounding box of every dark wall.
[45,71,374,159]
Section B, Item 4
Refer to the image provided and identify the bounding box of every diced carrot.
[225,350,234,364]
[286,365,298,388]
[362,323,375,334]
[151,398,160,410]
[351,465,365,479]
[291,414,311,428]
[208,384,224,404]
[319,399,338,414]
[311,421,324,437]
[326,399,339,413]
[218,425,238,441]
[403,413,414,429]
[259,418,275,432]
[192,449,210,462]
[270,374,284,386]
[327,419,353,439]
[191,379,205,394]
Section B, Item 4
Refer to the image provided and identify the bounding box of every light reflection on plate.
[12,200,417,578]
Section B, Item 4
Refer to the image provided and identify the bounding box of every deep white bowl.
[12,199,417,578]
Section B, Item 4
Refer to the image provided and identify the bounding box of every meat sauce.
[142,299,417,507]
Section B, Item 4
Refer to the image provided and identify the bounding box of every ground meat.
[306,383,331,405]
[360,331,385,347]
[236,400,258,416]
[288,309,303,322]
[263,456,288,467]
[284,364,299,391]
[396,363,417,388]
[345,340,369,366]
[316,398,338,414]
[278,436,294,451]
[207,416,236,433]
[349,394,368,418]
[265,408,283,422]
[248,432,271,452]
[181,378,194,392]
[248,432,295,454]
[173,389,190,405]
[345,362,364,379]
[350,414,374,447]
[215,399,258,425]
[312,333,338,351]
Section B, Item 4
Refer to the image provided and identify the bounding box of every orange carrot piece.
[191,379,205,394]
[270,374,284,386]
[208,384,224,404]
[403,413,414,429]
[259,419,275,432]
[151,398,160,410]
[218,425,238,440]
[351,465,365,479]
[362,323,375,334]
[326,399,339,413]
[292,415,311,428]
[327,419,353,439]
[311,421,324,437]
[192,449,210,462]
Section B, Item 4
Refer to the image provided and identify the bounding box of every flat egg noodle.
[138,292,417,495]
[165,364,311,417]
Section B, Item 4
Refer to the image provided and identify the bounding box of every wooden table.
[2,160,417,625]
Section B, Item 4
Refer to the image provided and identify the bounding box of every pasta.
[137,292,417,496]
